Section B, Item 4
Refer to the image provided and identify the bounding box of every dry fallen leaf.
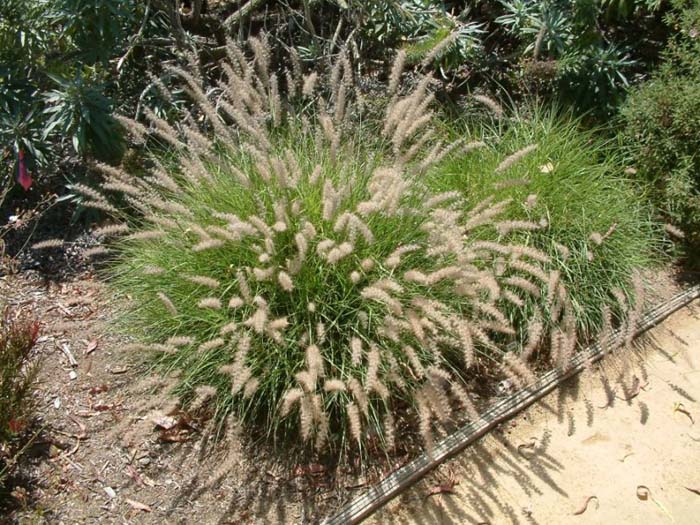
[637,485,650,500]
[637,485,673,520]
[618,452,634,463]
[674,402,694,425]
[573,495,599,515]
[539,162,555,173]
[85,339,98,355]
[125,498,152,512]
[517,437,538,459]
[426,482,458,498]
[293,463,326,477]
[153,415,178,430]
[426,476,459,499]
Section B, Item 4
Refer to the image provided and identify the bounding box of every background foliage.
[0,0,690,477]
[620,0,700,261]
[0,0,675,199]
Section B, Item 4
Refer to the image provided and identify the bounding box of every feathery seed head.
[198,297,222,309]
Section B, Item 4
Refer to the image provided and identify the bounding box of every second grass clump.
[430,105,662,341]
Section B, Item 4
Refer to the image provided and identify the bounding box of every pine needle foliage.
[98,39,572,458]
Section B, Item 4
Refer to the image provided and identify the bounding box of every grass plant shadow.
[362,343,660,525]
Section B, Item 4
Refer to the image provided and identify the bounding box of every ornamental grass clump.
[430,106,662,342]
[87,39,568,457]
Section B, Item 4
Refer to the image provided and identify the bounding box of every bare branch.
[167,0,187,49]
[223,0,268,32]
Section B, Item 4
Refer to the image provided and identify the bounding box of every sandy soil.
[365,299,700,525]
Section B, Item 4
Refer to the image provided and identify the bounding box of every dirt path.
[365,299,700,525]
[1,274,347,525]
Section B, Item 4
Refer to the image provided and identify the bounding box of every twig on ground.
[57,342,78,367]
[573,495,599,515]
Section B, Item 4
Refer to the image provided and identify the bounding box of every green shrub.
[48,0,135,65]
[0,308,40,484]
[0,0,146,188]
[359,1,486,70]
[620,0,700,259]
[493,0,656,116]
[430,105,662,340]
[351,0,665,116]
[82,42,579,460]
[43,73,124,162]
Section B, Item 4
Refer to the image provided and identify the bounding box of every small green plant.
[600,0,663,20]
[495,0,642,115]
[620,0,700,260]
[76,42,579,464]
[43,73,124,161]
[0,308,40,485]
[48,0,135,65]
[430,104,662,340]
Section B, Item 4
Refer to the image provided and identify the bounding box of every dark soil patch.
[1,161,103,281]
